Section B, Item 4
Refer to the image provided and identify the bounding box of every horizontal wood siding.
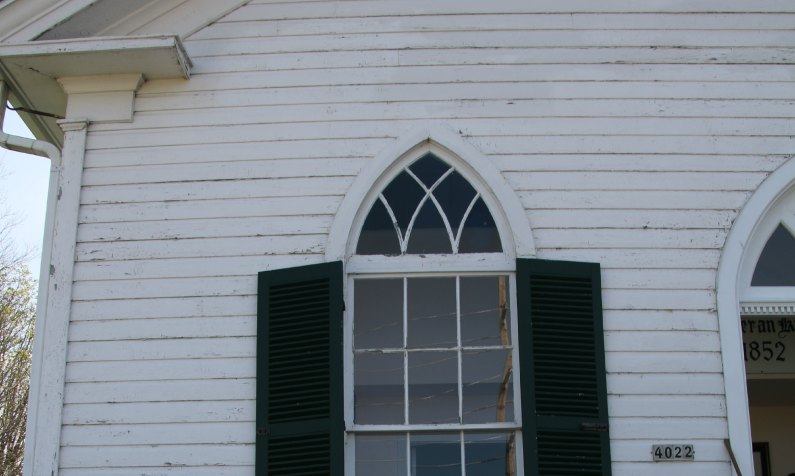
[62,0,794,474]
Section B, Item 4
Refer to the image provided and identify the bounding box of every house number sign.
[652,444,695,461]
[742,316,795,374]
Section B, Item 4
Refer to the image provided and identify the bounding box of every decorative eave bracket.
[0,35,191,145]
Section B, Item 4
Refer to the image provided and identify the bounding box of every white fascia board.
[0,35,192,80]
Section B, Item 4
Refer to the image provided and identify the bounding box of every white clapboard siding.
[529,209,736,230]
[495,155,787,173]
[519,190,753,210]
[64,379,255,404]
[76,215,332,242]
[604,310,720,332]
[134,97,793,121]
[183,50,795,74]
[66,337,256,362]
[68,316,254,341]
[137,83,795,111]
[80,177,353,204]
[606,351,723,373]
[59,445,252,470]
[608,395,726,418]
[184,31,795,59]
[234,0,795,18]
[58,0,795,473]
[608,374,725,395]
[75,237,323,261]
[83,140,381,167]
[132,98,795,124]
[82,158,366,185]
[90,114,795,136]
[134,64,795,98]
[605,331,720,352]
[66,358,256,383]
[71,296,255,321]
[62,400,255,425]
[78,196,340,223]
[610,463,732,476]
[536,249,722,269]
[610,417,726,440]
[73,256,324,283]
[61,467,253,476]
[191,13,795,40]
[61,422,253,446]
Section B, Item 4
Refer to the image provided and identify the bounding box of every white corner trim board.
[23,120,87,476]
[716,156,795,476]
[325,124,536,262]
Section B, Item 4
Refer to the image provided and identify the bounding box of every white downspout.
[0,79,64,475]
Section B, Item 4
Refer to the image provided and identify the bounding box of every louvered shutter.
[257,262,344,476]
[517,258,611,476]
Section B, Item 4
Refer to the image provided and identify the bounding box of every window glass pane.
[751,223,795,286]
[461,276,510,347]
[357,198,401,255]
[462,349,513,424]
[409,154,452,188]
[383,171,426,239]
[464,433,516,476]
[408,351,458,424]
[356,434,407,476]
[407,278,456,349]
[458,197,502,253]
[355,278,403,349]
[410,433,461,476]
[433,171,477,232]
[406,200,453,254]
[355,352,404,424]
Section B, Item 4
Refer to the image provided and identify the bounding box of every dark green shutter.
[257,261,344,476]
[517,258,611,476]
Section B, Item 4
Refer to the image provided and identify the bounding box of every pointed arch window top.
[356,153,502,255]
[751,223,795,286]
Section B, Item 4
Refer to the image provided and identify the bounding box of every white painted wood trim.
[325,124,536,262]
[347,254,515,275]
[740,302,795,315]
[0,35,193,79]
[23,120,87,476]
[58,74,143,123]
[716,156,795,476]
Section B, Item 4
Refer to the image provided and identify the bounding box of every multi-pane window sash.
[351,274,520,476]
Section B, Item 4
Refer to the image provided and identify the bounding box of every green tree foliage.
[0,214,36,475]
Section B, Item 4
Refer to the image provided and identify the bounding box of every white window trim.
[337,131,530,475]
[325,124,536,264]
[737,186,795,312]
[717,156,795,476]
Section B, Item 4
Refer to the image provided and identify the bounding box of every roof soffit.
[1,0,251,43]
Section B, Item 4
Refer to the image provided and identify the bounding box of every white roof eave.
[0,35,192,145]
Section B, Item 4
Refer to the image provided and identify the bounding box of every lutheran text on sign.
[741,317,795,374]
